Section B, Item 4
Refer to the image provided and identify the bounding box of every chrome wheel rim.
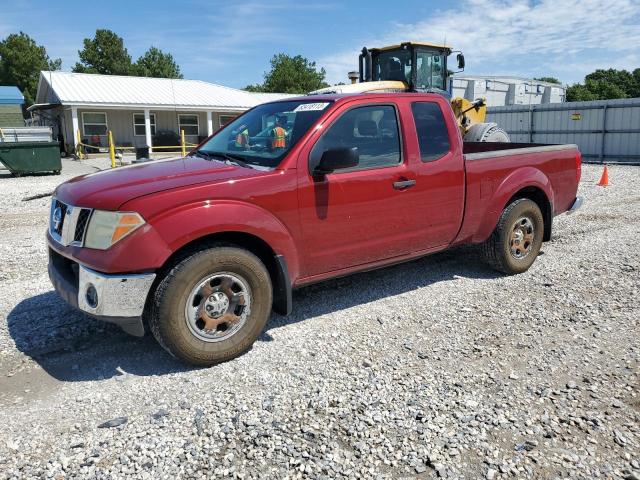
[184,272,251,342]
[509,217,535,259]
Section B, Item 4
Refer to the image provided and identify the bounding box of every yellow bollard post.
[108,131,116,168]
[181,129,186,157]
[76,129,83,159]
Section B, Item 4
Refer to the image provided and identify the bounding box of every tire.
[464,123,511,143]
[149,245,272,366]
[481,198,544,274]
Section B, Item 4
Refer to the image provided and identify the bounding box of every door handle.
[393,179,416,190]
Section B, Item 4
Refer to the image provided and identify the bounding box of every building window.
[219,115,236,127]
[179,114,199,136]
[133,113,156,136]
[82,112,108,136]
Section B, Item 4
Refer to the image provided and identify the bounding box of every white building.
[452,76,566,106]
[31,71,291,154]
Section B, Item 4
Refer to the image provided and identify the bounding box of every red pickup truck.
[48,93,582,365]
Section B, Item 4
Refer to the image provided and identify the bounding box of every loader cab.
[359,42,463,96]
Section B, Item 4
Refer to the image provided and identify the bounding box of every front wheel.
[149,245,272,366]
[481,198,544,274]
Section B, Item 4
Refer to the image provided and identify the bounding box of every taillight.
[575,151,582,183]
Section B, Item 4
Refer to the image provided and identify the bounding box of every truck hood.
[55,156,265,210]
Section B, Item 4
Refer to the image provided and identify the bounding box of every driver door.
[296,101,424,278]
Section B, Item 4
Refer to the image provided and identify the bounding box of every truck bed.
[455,142,580,245]
[463,141,571,156]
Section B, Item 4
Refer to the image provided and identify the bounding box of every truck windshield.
[196,100,333,169]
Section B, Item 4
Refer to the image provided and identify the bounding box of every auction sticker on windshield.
[293,102,330,112]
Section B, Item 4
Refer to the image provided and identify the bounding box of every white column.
[71,107,79,146]
[206,111,213,136]
[144,108,152,153]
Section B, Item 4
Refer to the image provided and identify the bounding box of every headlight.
[84,211,145,250]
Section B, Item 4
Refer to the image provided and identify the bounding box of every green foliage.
[534,77,561,84]
[134,47,183,79]
[243,83,265,92]
[565,83,598,102]
[244,54,329,94]
[567,68,640,101]
[0,32,61,106]
[73,29,133,75]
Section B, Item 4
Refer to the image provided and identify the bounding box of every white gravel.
[0,160,638,479]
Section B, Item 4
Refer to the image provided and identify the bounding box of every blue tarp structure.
[0,86,25,105]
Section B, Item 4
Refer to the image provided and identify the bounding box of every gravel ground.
[0,160,638,479]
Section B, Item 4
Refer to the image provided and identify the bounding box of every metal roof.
[0,86,24,105]
[36,71,293,111]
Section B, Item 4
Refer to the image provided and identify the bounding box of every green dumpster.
[0,141,62,176]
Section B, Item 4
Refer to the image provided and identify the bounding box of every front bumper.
[48,248,156,336]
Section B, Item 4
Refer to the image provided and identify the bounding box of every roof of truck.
[269,91,447,104]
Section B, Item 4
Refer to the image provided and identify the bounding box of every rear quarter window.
[411,102,450,162]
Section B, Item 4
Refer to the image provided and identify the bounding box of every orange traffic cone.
[597,166,609,187]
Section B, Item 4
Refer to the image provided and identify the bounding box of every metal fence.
[486,98,640,164]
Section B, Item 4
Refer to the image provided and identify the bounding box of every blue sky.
[2,0,639,88]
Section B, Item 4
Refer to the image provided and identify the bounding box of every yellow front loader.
[311,42,509,142]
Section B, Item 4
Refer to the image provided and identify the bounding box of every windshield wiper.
[189,150,212,160]
[194,150,254,169]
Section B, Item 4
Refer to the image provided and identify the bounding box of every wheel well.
[506,187,552,241]
[156,232,288,313]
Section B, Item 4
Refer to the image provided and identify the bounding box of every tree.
[244,83,265,92]
[0,32,61,106]
[134,47,183,79]
[566,83,599,102]
[534,77,561,84]
[632,68,640,98]
[73,29,132,75]
[566,68,640,101]
[244,54,329,94]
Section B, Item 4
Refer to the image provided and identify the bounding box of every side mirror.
[457,53,465,70]
[314,147,359,176]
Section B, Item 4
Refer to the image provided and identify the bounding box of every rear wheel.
[482,198,544,274]
[149,245,272,366]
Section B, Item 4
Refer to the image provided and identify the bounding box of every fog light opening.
[86,284,99,308]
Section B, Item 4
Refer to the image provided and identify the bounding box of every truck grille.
[50,198,92,246]
[74,209,92,243]
[51,199,68,237]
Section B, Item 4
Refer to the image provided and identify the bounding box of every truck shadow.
[265,246,499,335]
[7,246,499,382]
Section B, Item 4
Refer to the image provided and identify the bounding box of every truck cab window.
[310,105,401,173]
[411,102,450,162]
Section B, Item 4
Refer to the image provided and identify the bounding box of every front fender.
[473,166,554,243]
[150,200,301,281]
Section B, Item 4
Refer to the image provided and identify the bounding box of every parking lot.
[0,161,638,479]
